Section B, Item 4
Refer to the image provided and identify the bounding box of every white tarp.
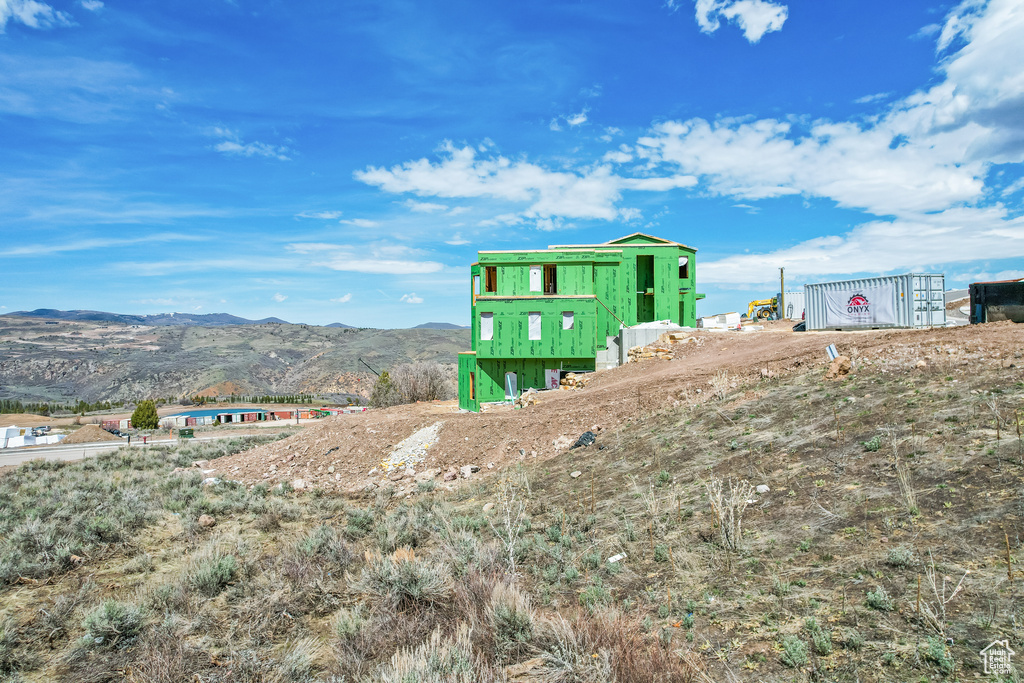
[529,266,542,292]
[562,311,574,330]
[823,284,896,326]
[545,369,560,390]
[480,312,493,340]
[528,312,541,340]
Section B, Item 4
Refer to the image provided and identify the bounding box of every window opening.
[484,266,497,293]
[529,265,542,292]
[679,256,689,280]
[562,311,574,330]
[528,312,541,340]
[480,312,493,341]
[544,264,558,294]
[469,372,475,400]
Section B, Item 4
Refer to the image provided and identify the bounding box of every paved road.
[0,434,240,468]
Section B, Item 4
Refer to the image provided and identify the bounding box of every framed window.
[562,311,574,330]
[529,265,542,292]
[528,312,541,340]
[469,372,475,400]
[544,264,558,294]
[480,312,493,340]
[679,256,689,280]
[484,266,497,293]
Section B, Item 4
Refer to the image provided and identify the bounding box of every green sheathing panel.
[474,298,597,360]
[594,262,624,344]
[475,357,596,404]
[457,353,479,412]
[558,262,592,295]
[469,264,480,351]
[606,233,676,245]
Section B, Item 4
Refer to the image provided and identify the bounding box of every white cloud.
[273,293,288,302]
[694,0,788,43]
[79,0,102,10]
[551,108,589,131]
[340,218,380,228]
[702,207,1024,284]
[215,139,291,161]
[565,109,588,126]
[296,210,343,219]
[404,199,448,213]
[355,141,696,229]
[331,293,352,303]
[0,232,201,257]
[445,233,470,245]
[447,206,470,216]
[602,146,633,164]
[286,242,445,275]
[400,293,424,304]
[854,92,890,104]
[0,0,72,32]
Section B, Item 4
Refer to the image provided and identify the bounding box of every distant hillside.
[0,317,469,403]
[325,322,355,328]
[413,322,468,329]
[4,309,291,327]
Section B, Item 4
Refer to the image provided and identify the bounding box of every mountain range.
[2,309,465,329]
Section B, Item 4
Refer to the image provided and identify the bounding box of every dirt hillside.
[210,322,1024,492]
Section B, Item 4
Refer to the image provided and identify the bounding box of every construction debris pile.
[559,372,590,389]
[628,344,675,361]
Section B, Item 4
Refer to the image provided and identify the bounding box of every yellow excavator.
[747,297,778,320]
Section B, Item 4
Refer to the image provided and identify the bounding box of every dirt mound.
[209,322,1024,492]
[62,424,124,444]
[195,381,248,398]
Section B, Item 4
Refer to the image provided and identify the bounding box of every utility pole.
[779,268,786,320]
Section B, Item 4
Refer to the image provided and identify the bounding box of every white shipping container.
[775,291,806,320]
[804,273,945,330]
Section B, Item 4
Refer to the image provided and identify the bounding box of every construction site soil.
[60,423,124,444]
[210,321,1024,492]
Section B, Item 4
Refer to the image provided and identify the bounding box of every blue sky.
[2,0,1023,326]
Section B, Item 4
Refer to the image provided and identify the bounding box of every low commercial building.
[159,408,270,428]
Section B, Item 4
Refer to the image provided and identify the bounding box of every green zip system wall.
[458,232,700,412]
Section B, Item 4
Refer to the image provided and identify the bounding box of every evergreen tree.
[131,400,159,429]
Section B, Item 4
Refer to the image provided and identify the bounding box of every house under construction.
[457,233,702,412]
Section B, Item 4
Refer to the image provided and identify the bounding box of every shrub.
[0,617,18,673]
[349,548,452,609]
[81,600,145,648]
[865,585,894,611]
[187,553,238,597]
[805,618,832,655]
[488,583,535,663]
[862,435,882,452]
[579,578,612,610]
[345,508,375,539]
[333,607,365,642]
[842,629,865,651]
[375,623,479,683]
[923,636,954,674]
[780,635,808,667]
[298,525,353,568]
[886,545,915,568]
[391,362,455,403]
